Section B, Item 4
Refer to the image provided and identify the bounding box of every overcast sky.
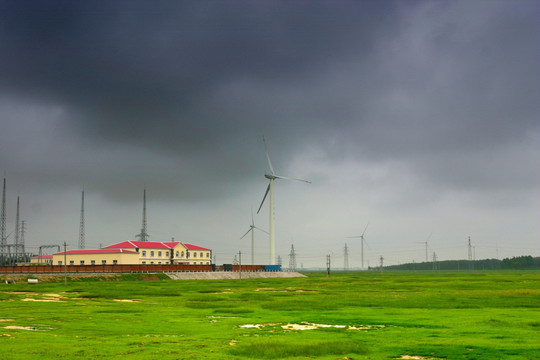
[0,1,538,268]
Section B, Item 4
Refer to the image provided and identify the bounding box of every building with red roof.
[51,241,212,266]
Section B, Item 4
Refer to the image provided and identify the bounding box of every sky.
[0,0,538,268]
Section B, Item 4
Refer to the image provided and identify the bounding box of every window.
[142,250,147,256]
[142,261,146,264]
[206,252,209,258]
[150,251,154,257]
[165,251,169,257]
[181,251,184,257]
[206,262,210,265]
[200,262,203,265]
[91,260,95,265]
[158,251,162,257]
[194,252,197,258]
[200,252,203,258]
[176,251,179,257]
[69,260,74,265]
[158,261,161,264]
[80,260,85,265]
[102,260,106,265]
[58,261,62,265]
[150,261,154,264]
[166,261,169,264]
[113,260,118,265]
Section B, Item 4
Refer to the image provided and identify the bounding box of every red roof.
[104,241,179,250]
[184,243,210,251]
[54,249,138,255]
[105,241,210,251]
[31,255,53,259]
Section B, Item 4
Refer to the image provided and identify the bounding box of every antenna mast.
[136,188,149,241]
[0,178,6,257]
[79,190,85,249]
[344,243,349,271]
[19,220,26,254]
[14,196,20,257]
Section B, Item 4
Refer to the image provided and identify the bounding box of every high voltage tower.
[343,243,349,271]
[79,190,85,249]
[1,178,6,256]
[379,256,384,272]
[432,251,438,270]
[288,244,297,271]
[136,188,149,241]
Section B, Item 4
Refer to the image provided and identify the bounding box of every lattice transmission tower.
[288,244,297,271]
[344,243,349,271]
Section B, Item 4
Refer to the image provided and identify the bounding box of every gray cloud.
[0,1,538,263]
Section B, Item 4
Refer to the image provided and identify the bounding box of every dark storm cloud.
[0,0,538,203]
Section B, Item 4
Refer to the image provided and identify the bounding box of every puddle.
[240,322,385,331]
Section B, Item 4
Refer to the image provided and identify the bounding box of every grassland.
[0,271,538,359]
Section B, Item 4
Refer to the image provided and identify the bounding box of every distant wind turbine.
[348,222,369,270]
[257,136,311,265]
[416,233,431,263]
[240,208,269,265]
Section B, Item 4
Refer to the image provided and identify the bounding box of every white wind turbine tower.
[257,136,311,265]
[348,222,369,271]
[240,208,269,265]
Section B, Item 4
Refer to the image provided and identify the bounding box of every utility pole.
[432,251,437,270]
[468,236,473,271]
[379,256,384,272]
[79,190,85,249]
[326,254,331,276]
[343,243,349,271]
[63,242,67,286]
[238,251,242,279]
[288,244,297,272]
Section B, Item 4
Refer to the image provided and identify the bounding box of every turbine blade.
[257,184,271,214]
[263,135,275,175]
[361,222,370,236]
[347,236,362,238]
[274,174,311,184]
[240,228,252,240]
[253,226,269,235]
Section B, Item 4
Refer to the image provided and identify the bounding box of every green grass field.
[0,271,538,359]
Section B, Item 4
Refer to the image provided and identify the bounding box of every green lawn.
[0,271,538,359]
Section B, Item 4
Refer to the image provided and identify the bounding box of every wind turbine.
[348,222,369,270]
[257,136,311,265]
[240,208,269,265]
[416,233,431,263]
